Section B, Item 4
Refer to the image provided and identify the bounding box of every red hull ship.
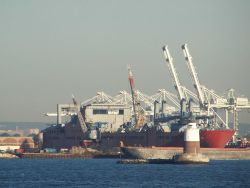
[98,125,236,149]
[43,102,236,150]
[200,129,235,148]
[42,122,235,150]
[168,129,235,148]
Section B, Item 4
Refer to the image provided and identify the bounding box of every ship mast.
[127,65,144,129]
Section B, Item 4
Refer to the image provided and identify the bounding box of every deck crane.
[181,44,207,108]
[181,44,250,137]
[181,44,230,128]
[72,95,88,133]
[162,45,200,121]
[162,46,186,101]
[127,65,145,129]
[181,44,228,111]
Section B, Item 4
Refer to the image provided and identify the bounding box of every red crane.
[127,65,144,129]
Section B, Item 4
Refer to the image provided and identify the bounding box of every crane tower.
[127,65,145,129]
[162,46,186,101]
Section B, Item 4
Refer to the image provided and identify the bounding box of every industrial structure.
[43,44,250,151]
[45,90,179,126]
[127,65,145,129]
[162,44,250,142]
[0,137,35,152]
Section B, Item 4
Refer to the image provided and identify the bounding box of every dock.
[16,152,121,159]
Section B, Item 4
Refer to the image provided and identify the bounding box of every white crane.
[227,89,250,142]
[181,44,228,126]
[181,44,228,109]
[150,89,180,109]
[181,44,206,108]
[162,45,186,101]
[81,91,114,106]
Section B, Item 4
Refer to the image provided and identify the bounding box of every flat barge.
[16,152,121,159]
[121,146,250,160]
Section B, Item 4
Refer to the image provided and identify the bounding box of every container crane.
[127,65,145,129]
[227,89,250,142]
[72,95,88,133]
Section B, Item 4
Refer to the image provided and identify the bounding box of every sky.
[0,0,249,123]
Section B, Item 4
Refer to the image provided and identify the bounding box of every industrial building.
[0,137,35,152]
[84,103,131,132]
[42,102,132,149]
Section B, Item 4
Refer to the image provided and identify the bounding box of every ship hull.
[200,129,235,148]
[42,123,235,150]
[121,146,250,160]
[167,129,235,148]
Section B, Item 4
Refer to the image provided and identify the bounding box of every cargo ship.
[42,73,236,151]
[42,114,235,150]
[42,97,236,151]
[43,44,249,151]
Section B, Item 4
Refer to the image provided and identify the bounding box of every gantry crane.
[227,89,250,142]
[127,65,145,129]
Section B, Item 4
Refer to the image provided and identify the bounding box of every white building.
[84,103,131,132]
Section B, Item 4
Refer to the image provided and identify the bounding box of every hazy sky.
[0,0,249,123]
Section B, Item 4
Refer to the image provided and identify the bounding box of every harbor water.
[0,159,249,188]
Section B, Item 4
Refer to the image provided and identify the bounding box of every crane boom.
[181,44,206,107]
[162,45,186,101]
[127,65,144,129]
[72,95,88,133]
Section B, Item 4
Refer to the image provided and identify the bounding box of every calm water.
[0,159,249,188]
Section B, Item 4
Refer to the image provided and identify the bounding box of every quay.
[16,151,121,159]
